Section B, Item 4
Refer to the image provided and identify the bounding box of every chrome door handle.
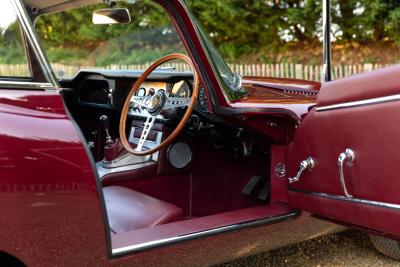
[338,148,355,198]
[289,157,314,184]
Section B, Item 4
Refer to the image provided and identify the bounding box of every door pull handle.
[289,157,314,184]
[338,148,355,198]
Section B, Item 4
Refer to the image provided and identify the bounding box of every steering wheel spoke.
[135,115,155,152]
[164,97,191,110]
[131,95,151,108]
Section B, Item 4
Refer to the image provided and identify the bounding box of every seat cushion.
[103,186,183,233]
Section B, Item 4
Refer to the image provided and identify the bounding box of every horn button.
[148,91,166,115]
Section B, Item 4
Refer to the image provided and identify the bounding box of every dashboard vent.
[282,88,319,96]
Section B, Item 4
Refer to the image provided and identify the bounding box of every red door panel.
[286,66,400,236]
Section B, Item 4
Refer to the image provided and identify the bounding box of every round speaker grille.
[167,142,192,169]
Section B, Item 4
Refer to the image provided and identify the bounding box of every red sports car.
[1,0,399,266]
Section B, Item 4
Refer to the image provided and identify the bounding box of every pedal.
[258,183,271,201]
[242,176,263,196]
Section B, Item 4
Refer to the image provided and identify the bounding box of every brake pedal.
[242,176,263,196]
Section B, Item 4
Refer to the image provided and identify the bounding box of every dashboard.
[68,71,209,119]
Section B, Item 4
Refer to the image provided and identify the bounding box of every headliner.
[23,0,102,15]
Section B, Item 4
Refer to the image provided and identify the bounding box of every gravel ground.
[220,230,400,267]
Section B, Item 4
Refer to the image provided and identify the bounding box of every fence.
[0,63,390,81]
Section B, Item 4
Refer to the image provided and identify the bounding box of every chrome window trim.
[0,80,53,90]
[11,0,59,90]
[289,188,400,210]
[316,94,400,112]
[111,211,298,256]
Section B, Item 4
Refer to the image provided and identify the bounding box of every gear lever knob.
[99,115,113,144]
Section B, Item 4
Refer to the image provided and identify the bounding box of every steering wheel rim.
[119,53,200,156]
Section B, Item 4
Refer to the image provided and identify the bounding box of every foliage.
[1,0,399,65]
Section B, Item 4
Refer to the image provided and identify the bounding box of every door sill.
[111,202,298,257]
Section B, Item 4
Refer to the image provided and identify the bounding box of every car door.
[286,65,400,236]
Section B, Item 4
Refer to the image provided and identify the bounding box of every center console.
[97,119,163,179]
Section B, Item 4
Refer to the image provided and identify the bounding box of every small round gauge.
[137,88,146,97]
[148,88,156,96]
[172,80,191,98]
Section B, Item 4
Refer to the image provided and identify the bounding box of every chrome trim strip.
[12,0,59,89]
[322,0,332,82]
[316,94,400,111]
[112,211,298,256]
[0,80,53,89]
[289,188,400,210]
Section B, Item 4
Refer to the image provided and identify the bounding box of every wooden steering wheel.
[119,53,199,156]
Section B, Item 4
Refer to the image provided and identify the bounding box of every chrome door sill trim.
[0,81,53,90]
[289,188,400,210]
[316,94,400,111]
[111,211,298,257]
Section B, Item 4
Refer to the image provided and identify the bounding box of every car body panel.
[286,65,400,237]
[0,89,109,266]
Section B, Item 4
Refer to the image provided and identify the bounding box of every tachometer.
[172,80,191,98]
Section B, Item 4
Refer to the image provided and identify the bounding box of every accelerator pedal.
[242,176,263,196]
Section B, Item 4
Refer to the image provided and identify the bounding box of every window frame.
[1,0,59,90]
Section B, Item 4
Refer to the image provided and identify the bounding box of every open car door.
[286,65,400,237]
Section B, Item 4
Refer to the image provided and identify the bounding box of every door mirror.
[92,8,131,24]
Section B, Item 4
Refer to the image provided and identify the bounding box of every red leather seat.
[103,186,183,233]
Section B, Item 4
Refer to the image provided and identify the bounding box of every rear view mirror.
[92,8,131,24]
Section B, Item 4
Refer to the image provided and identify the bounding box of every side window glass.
[331,1,400,79]
[0,0,31,78]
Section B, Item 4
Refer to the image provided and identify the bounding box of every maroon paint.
[286,66,400,237]
[270,145,289,203]
[0,89,109,266]
[0,0,366,265]
[288,191,400,237]
[317,65,400,107]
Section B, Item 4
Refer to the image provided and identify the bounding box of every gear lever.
[100,115,113,144]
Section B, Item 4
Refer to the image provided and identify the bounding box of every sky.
[0,0,18,31]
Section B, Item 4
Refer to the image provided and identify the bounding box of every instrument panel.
[135,81,192,98]
[129,80,194,119]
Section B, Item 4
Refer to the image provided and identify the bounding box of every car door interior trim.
[111,211,298,257]
[316,94,400,112]
[289,188,400,211]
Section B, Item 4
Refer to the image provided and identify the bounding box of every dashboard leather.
[317,65,400,107]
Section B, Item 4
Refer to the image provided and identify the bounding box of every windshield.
[189,14,246,99]
[34,1,188,78]
[34,0,244,99]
